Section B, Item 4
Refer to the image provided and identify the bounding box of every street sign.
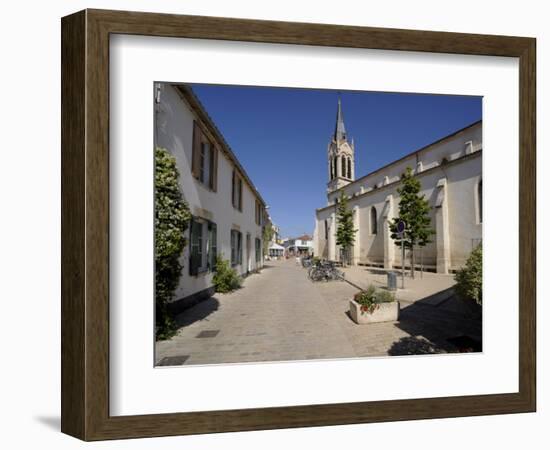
[396,219,406,234]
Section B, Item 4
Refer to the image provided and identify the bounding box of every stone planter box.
[349,299,400,324]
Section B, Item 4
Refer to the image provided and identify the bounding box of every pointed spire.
[334,97,347,142]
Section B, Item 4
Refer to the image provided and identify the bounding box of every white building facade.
[313,100,482,274]
[155,84,267,311]
[284,235,314,256]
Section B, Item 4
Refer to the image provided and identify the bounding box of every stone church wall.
[315,121,482,273]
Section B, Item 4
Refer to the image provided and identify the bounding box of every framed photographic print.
[61,9,536,441]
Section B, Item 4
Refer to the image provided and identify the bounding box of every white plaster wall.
[446,157,483,267]
[356,190,387,263]
[156,85,264,301]
[315,208,333,259]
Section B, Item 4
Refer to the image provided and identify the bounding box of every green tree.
[262,223,274,256]
[390,167,435,278]
[155,147,191,340]
[335,191,357,266]
[454,244,482,305]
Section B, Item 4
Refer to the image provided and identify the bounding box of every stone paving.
[155,259,482,366]
[341,265,457,304]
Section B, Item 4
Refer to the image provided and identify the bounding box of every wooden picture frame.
[61,9,536,441]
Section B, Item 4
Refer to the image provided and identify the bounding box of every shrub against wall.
[454,244,482,305]
[262,223,274,256]
[213,256,242,293]
[155,147,191,340]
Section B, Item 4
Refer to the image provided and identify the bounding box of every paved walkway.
[155,259,481,366]
[341,265,457,304]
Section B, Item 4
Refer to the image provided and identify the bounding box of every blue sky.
[190,84,482,238]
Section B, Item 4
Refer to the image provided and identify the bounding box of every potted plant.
[349,285,400,324]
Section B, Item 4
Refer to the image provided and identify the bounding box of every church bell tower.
[327,98,355,193]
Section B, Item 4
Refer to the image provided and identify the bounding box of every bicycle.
[308,260,345,282]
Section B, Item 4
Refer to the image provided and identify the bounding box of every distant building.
[265,219,284,259]
[272,223,282,244]
[284,234,314,256]
[313,99,482,273]
[155,83,267,312]
[267,243,285,259]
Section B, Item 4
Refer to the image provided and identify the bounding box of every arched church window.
[347,157,352,179]
[341,156,346,178]
[370,206,378,235]
[330,158,334,180]
[334,156,338,178]
[477,179,482,223]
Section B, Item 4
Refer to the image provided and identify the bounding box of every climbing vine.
[155,147,191,340]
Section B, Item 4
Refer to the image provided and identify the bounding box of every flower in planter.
[354,285,395,315]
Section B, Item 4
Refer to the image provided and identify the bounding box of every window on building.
[478,179,483,223]
[232,170,243,211]
[192,121,217,190]
[189,218,218,275]
[255,200,263,225]
[231,229,242,266]
[255,238,262,263]
[324,220,328,240]
[334,156,338,178]
[370,206,378,235]
[347,157,352,179]
[330,158,334,180]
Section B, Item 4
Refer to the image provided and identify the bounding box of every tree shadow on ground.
[174,296,220,329]
[391,293,482,355]
[388,336,447,356]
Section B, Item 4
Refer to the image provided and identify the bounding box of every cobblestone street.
[155,259,482,366]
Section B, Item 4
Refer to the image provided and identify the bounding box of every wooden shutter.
[230,230,236,265]
[255,238,261,263]
[210,147,218,191]
[191,121,201,179]
[238,178,243,211]
[238,232,243,265]
[231,170,235,208]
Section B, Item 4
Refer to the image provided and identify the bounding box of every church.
[313,99,482,274]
